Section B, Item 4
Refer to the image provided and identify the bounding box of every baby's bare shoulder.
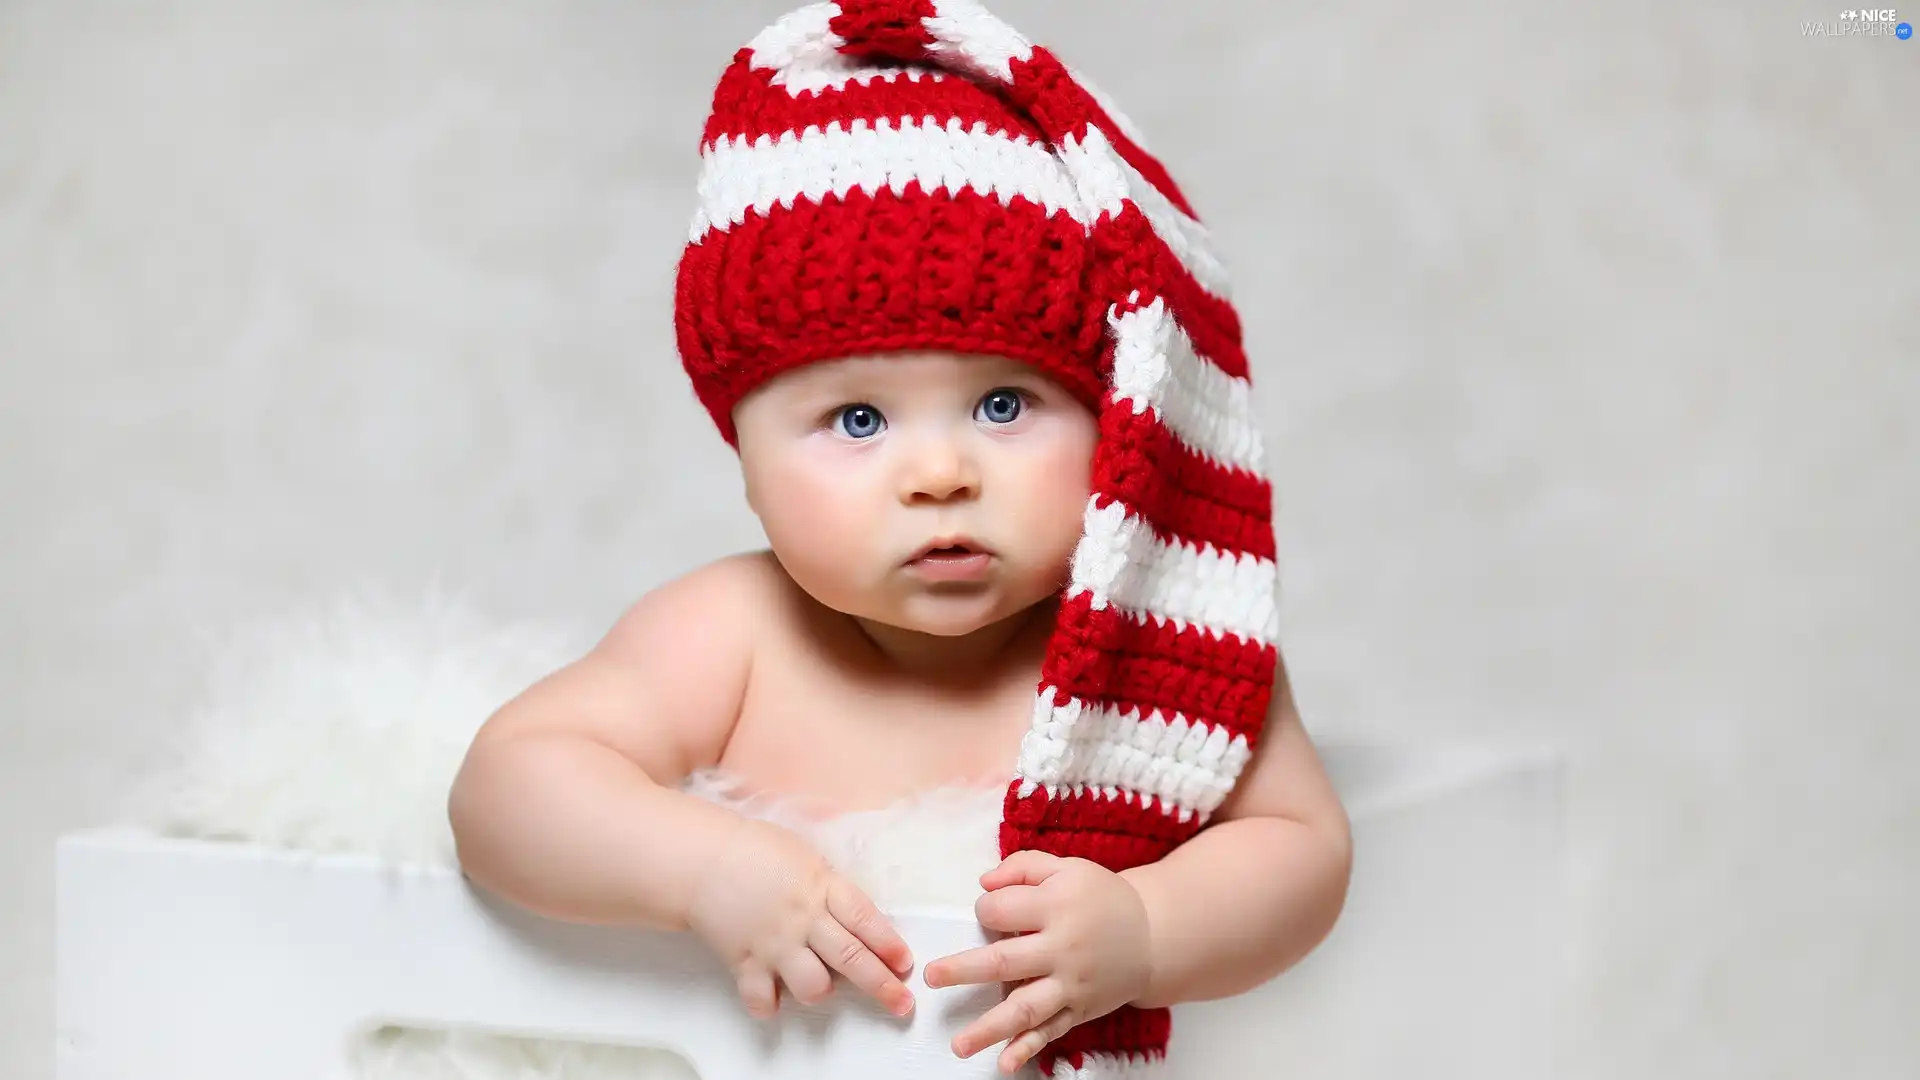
[600,550,787,658]
[472,551,786,783]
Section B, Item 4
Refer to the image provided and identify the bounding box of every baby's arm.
[1118,649,1354,1007]
[446,555,759,930]
[921,648,1353,1071]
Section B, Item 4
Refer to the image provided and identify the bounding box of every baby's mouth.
[905,539,994,579]
[908,535,989,560]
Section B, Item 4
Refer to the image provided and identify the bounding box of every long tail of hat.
[740,4,1282,1076]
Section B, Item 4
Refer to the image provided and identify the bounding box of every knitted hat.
[675,3,1280,1074]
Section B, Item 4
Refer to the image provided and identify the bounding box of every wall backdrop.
[3,1,1915,1077]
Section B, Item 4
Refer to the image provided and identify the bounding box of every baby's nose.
[902,440,980,503]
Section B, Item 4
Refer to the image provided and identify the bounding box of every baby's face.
[733,351,1098,638]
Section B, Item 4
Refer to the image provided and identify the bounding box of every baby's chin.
[885,603,1016,638]
[835,583,1052,640]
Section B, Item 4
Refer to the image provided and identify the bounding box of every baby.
[448,3,1352,1077]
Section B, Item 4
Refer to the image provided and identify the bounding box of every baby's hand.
[922,851,1153,1075]
[685,816,917,1020]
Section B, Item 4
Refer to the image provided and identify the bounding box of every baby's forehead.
[777,351,1037,389]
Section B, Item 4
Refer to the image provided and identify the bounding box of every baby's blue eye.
[976,389,1024,425]
[834,403,886,439]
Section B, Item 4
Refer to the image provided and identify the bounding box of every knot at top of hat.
[828,0,938,63]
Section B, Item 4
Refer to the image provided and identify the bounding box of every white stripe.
[725,11,1230,301]
[1109,297,1263,475]
[690,117,1082,242]
[744,3,843,70]
[925,0,1035,83]
[771,61,950,97]
[1014,688,1252,819]
[1069,497,1280,647]
[1058,126,1231,300]
[1045,1051,1166,1079]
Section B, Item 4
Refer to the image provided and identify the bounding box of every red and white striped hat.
[675,3,1279,1073]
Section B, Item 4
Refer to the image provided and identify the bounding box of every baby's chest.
[722,664,1030,811]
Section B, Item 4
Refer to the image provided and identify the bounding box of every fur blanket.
[126,590,1008,1079]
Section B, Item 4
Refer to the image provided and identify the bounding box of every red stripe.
[1000,780,1204,867]
[1041,1008,1171,1068]
[1091,401,1274,560]
[1148,228,1246,378]
[1004,47,1199,221]
[1041,590,1276,743]
[676,187,1106,441]
[1093,206,1246,379]
[702,50,1047,150]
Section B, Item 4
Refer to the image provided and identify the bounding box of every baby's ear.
[736,452,762,518]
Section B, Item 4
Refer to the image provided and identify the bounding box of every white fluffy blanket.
[127,591,1007,1079]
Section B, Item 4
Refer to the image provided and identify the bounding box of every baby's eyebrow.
[797,373,917,400]
[789,359,1040,403]
[799,379,888,402]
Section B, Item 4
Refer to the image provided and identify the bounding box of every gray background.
[3,0,1915,1076]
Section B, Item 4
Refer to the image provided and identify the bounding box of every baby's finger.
[953,977,1067,1060]
[827,878,915,975]
[975,883,1049,934]
[736,968,778,1020]
[924,933,1052,989]
[999,1008,1081,1075]
[980,850,1063,891]
[810,914,916,1017]
[776,948,835,1007]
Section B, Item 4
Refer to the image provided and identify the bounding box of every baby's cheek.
[763,495,870,609]
[1048,433,1096,505]
[773,483,856,550]
[1026,455,1093,556]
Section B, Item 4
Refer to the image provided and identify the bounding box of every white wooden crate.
[56,742,1564,1079]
